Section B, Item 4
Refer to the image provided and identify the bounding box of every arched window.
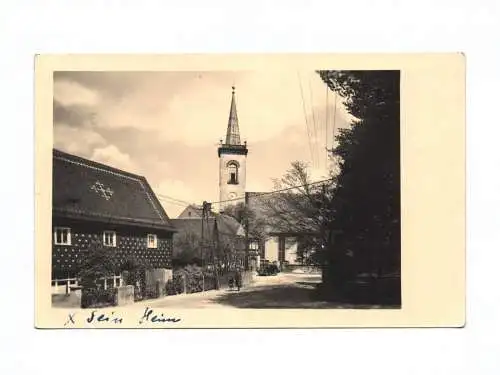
[227,160,239,184]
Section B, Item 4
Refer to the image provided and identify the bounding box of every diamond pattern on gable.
[90,181,114,201]
[53,149,176,228]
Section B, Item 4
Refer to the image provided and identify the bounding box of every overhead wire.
[325,84,329,169]
[308,76,319,167]
[208,178,333,206]
[155,76,341,214]
[156,193,192,206]
[332,90,338,147]
[156,196,192,208]
[297,71,315,168]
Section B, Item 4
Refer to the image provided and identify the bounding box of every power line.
[156,193,192,206]
[156,194,191,205]
[308,76,319,167]
[210,196,246,205]
[325,84,329,169]
[332,90,338,145]
[156,196,192,208]
[297,72,315,168]
[208,178,333,205]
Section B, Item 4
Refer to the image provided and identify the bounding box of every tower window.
[227,161,239,185]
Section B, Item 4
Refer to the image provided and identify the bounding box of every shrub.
[134,285,143,301]
[120,256,149,288]
[171,265,223,294]
[141,281,165,300]
[166,279,177,295]
[81,287,117,308]
[78,240,119,308]
[78,240,117,290]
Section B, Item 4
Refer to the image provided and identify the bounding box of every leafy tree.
[78,239,117,289]
[172,231,202,267]
[222,202,268,243]
[119,255,151,287]
[255,161,333,265]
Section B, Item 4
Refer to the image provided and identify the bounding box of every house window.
[147,234,158,249]
[249,240,259,253]
[227,161,239,185]
[54,227,71,245]
[103,231,116,247]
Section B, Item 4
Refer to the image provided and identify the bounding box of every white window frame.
[249,240,259,250]
[54,227,71,245]
[147,234,158,249]
[103,231,117,247]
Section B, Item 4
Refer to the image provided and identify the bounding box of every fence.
[166,269,254,295]
[51,275,122,295]
[51,277,78,295]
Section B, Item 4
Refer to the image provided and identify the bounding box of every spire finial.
[225,85,241,145]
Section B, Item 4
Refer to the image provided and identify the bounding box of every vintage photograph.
[49,68,401,313]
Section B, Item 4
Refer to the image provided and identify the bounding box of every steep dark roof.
[177,204,215,219]
[171,215,245,257]
[246,191,271,218]
[171,214,244,238]
[52,148,176,232]
[225,86,241,145]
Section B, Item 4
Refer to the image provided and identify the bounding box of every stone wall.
[145,268,173,287]
[144,268,173,297]
[116,285,135,306]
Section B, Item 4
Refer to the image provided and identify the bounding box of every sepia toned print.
[35,54,465,328]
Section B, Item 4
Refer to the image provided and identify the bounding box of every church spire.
[225,86,241,145]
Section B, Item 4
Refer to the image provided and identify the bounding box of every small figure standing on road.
[235,268,243,292]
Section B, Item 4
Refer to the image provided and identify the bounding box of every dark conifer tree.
[318,70,401,298]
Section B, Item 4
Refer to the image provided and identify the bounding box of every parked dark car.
[257,263,280,276]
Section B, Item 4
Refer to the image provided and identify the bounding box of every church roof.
[52,148,176,232]
[225,86,241,145]
[246,191,270,218]
[171,214,245,238]
[177,204,215,219]
[171,215,245,258]
[218,86,248,157]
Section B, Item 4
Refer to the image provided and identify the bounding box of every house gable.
[52,148,176,232]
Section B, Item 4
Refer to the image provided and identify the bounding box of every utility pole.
[321,183,334,284]
[320,183,328,266]
[201,202,204,265]
[212,214,220,290]
[244,192,249,271]
[201,201,208,291]
[202,201,220,290]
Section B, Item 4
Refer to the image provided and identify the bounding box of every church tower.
[218,86,248,211]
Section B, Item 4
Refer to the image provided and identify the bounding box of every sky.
[53,70,352,217]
